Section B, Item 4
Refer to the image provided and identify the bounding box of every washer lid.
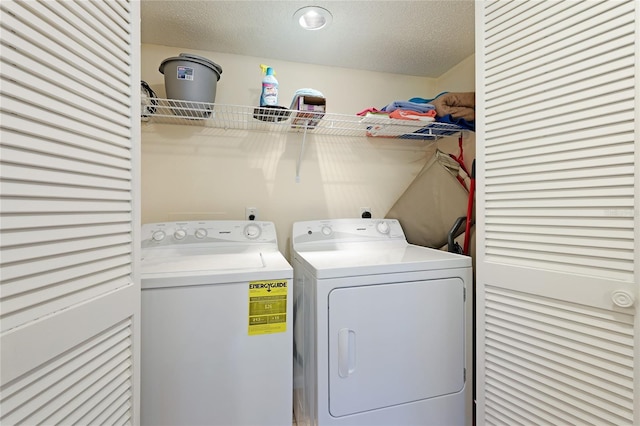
[294,242,470,278]
[141,247,292,288]
[142,247,266,274]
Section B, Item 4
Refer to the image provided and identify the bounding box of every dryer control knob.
[152,230,166,242]
[244,224,261,239]
[195,228,208,239]
[174,229,187,240]
[376,221,390,234]
[321,225,333,236]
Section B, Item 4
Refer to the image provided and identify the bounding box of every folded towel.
[381,100,436,114]
[409,92,449,104]
[438,114,475,132]
[430,92,475,121]
[294,88,324,97]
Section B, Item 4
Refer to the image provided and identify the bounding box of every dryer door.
[328,278,465,417]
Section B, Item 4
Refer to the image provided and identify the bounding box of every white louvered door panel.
[476,1,639,425]
[0,0,141,424]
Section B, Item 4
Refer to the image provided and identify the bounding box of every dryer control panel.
[292,219,406,245]
[142,220,278,248]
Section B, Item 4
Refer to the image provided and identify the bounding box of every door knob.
[611,290,635,308]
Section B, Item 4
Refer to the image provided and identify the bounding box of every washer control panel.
[142,220,277,247]
[292,218,406,245]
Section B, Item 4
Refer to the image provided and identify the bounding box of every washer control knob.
[151,230,166,242]
[321,225,333,236]
[244,224,261,239]
[376,221,390,234]
[174,229,187,240]
[195,228,208,239]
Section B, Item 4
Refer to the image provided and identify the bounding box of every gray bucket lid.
[159,53,223,80]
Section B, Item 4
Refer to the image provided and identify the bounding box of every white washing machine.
[140,220,293,426]
[292,219,472,426]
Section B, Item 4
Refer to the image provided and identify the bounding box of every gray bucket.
[159,53,223,118]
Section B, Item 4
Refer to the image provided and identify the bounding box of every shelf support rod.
[295,121,311,183]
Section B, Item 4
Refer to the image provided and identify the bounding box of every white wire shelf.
[141,98,464,140]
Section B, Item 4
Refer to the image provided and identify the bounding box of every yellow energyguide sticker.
[248,279,288,335]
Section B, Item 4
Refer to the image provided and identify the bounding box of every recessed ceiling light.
[294,6,332,30]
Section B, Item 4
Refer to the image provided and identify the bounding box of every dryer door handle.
[338,328,356,378]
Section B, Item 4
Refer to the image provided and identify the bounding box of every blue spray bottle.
[260,64,279,107]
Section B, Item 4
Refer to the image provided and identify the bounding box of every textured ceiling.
[141,0,475,78]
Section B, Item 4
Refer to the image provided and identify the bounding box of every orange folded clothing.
[389,109,436,121]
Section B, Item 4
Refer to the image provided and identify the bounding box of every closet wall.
[141,44,475,254]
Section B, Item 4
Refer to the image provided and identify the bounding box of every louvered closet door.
[476,1,639,425]
[0,1,141,424]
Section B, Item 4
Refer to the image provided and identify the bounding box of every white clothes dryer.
[140,220,293,426]
[292,219,472,426]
